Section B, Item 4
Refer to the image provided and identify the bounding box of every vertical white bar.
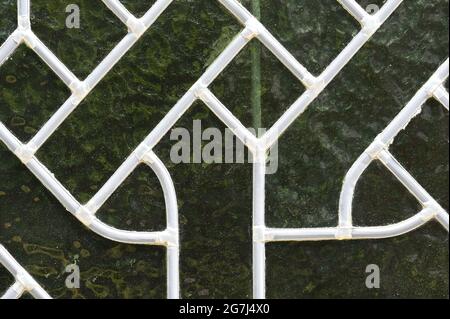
[167,246,180,299]
[145,153,180,299]
[253,149,266,299]
[18,0,30,17]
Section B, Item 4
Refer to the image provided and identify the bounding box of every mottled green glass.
[0,0,448,298]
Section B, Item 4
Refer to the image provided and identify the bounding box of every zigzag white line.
[0,0,447,299]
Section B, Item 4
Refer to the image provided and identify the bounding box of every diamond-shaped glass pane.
[31,0,128,78]
[0,47,70,142]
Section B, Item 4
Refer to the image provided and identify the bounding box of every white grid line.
[0,0,448,299]
[0,245,51,299]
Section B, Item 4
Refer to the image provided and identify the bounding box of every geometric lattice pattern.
[0,0,448,299]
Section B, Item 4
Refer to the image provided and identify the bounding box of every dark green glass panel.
[0,0,448,298]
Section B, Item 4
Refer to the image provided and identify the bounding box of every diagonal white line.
[0,0,446,300]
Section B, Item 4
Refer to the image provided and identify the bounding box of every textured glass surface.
[0,0,448,298]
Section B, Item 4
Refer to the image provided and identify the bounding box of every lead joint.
[141,151,156,164]
[361,15,381,37]
[253,226,267,242]
[422,202,441,221]
[243,18,261,40]
[161,228,179,247]
[192,82,209,101]
[127,17,146,38]
[253,146,267,164]
[426,77,444,97]
[335,226,353,240]
[365,137,387,159]
[75,206,94,227]
[16,271,35,291]
[14,144,36,165]
[11,30,25,44]
[69,80,90,104]
[133,143,152,162]
[306,77,325,97]
[245,135,259,152]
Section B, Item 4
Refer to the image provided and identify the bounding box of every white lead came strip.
[0,0,448,300]
[0,245,51,299]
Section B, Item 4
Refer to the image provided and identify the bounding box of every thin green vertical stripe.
[251,0,262,134]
